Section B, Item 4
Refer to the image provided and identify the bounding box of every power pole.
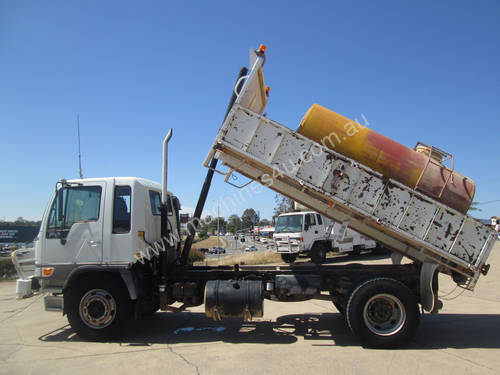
[217,202,220,249]
[217,202,221,260]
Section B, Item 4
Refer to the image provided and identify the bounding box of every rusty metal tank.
[297,104,475,214]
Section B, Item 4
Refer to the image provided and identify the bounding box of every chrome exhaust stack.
[162,129,173,204]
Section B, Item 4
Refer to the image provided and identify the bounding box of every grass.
[192,236,229,249]
[0,257,17,279]
[187,248,205,263]
[196,251,282,266]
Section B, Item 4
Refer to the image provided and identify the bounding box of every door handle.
[89,240,101,247]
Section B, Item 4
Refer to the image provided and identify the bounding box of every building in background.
[179,213,190,234]
[252,225,275,238]
[0,225,39,247]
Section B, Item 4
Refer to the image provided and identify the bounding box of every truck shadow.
[39,312,500,349]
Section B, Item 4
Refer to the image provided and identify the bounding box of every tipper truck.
[27,45,496,348]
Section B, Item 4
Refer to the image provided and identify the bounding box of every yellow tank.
[297,104,475,214]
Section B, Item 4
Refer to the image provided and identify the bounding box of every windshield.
[275,214,303,233]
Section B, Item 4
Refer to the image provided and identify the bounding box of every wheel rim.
[363,293,406,336]
[79,289,117,329]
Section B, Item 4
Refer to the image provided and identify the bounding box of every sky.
[1,0,499,222]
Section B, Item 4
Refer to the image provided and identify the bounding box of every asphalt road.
[203,235,269,257]
[1,243,500,375]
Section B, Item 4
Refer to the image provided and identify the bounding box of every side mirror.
[165,196,173,216]
[304,214,311,231]
[57,189,64,223]
[173,196,181,211]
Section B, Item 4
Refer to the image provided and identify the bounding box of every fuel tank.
[297,104,475,214]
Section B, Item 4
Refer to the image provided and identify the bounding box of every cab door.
[42,182,105,266]
[303,213,318,246]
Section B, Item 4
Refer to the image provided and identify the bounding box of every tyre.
[310,243,327,264]
[350,245,361,256]
[281,253,297,263]
[142,306,159,316]
[141,299,160,316]
[372,245,391,256]
[66,275,132,340]
[346,278,419,348]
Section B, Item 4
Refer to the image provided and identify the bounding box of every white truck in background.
[329,221,377,255]
[273,210,378,263]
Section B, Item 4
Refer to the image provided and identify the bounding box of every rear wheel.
[346,278,419,348]
[66,275,132,340]
[281,253,297,263]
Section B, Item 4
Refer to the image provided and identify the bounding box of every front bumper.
[275,240,304,254]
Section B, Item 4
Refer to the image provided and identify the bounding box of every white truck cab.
[34,177,181,296]
[273,211,329,263]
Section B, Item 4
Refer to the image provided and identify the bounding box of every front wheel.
[66,275,132,340]
[310,243,327,264]
[350,245,362,256]
[281,253,297,263]
[346,278,419,348]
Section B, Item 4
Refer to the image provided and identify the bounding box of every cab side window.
[149,191,161,216]
[309,214,316,226]
[316,214,323,225]
[113,186,131,234]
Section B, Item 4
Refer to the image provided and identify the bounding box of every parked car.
[197,247,210,253]
[260,238,268,244]
[245,245,258,252]
[209,247,226,254]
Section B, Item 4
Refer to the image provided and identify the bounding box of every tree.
[258,219,271,226]
[241,208,259,230]
[227,214,242,233]
[197,230,209,240]
[273,194,294,222]
[468,201,482,212]
[202,215,213,228]
[467,201,482,219]
[207,217,226,234]
[0,219,41,227]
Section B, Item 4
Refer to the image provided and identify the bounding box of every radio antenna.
[77,114,83,179]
